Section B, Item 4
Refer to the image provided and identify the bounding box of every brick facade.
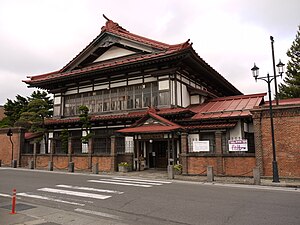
[252,105,300,178]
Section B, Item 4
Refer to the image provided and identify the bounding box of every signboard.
[228,139,248,151]
[192,141,210,152]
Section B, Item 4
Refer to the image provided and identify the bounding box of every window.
[200,133,215,152]
[63,81,160,116]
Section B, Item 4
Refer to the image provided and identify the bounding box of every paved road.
[0,168,300,225]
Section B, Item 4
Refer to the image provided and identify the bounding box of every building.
[0,106,5,120]
[22,16,267,175]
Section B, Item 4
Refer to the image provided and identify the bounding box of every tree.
[278,25,300,99]
[79,105,93,144]
[3,95,28,126]
[1,91,53,128]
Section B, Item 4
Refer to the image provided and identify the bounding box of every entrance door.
[148,141,168,169]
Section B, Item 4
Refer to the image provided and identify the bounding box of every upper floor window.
[64,81,167,116]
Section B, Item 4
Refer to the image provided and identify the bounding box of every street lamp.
[251,60,285,183]
[6,128,14,167]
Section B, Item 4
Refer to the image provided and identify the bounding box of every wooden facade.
[23,17,263,175]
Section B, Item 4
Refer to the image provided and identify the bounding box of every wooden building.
[23,16,265,175]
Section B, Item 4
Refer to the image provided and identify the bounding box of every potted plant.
[118,162,131,172]
[173,164,183,175]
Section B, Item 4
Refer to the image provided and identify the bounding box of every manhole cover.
[0,203,36,211]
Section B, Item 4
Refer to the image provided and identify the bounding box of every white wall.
[182,84,190,107]
[94,46,135,62]
[230,120,242,139]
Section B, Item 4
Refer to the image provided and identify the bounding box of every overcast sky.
[0,0,299,105]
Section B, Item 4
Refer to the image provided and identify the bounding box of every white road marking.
[100,178,163,186]
[87,179,152,187]
[112,177,172,184]
[18,193,85,206]
[37,188,111,200]
[0,193,11,197]
[56,185,124,194]
[74,208,120,220]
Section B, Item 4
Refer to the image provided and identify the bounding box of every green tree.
[3,95,28,126]
[79,105,93,144]
[60,129,69,154]
[278,25,300,99]
[1,91,53,128]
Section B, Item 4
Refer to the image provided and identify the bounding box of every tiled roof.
[45,107,191,125]
[118,108,182,133]
[117,124,181,133]
[184,122,237,130]
[24,18,191,85]
[24,132,43,140]
[264,98,300,106]
[190,93,266,120]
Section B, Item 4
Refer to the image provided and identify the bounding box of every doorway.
[148,140,168,169]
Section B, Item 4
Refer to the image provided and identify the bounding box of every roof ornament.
[101,14,128,33]
[103,14,110,21]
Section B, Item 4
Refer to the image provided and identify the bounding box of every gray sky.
[0,0,299,105]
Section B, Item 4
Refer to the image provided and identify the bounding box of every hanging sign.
[228,139,248,151]
[192,141,210,152]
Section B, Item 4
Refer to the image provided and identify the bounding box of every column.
[68,137,73,162]
[215,131,224,175]
[252,111,264,175]
[110,135,117,172]
[88,138,93,171]
[180,132,188,175]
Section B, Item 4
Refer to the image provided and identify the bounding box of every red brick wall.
[188,156,255,176]
[252,105,300,178]
[92,156,113,171]
[0,128,24,166]
[224,157,256,176]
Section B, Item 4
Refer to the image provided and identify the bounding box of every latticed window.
[93,137,111,154]
[200,133,215,152]
[116,137,125,154]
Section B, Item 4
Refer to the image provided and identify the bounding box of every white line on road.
[56,185,124,194]
[87,179,152,187]
[74,208,120,220]
[18,193,85,206]
[37,188,111,200]
[112,177,172,184]
[0,193,11,198]
[100,178,163,186]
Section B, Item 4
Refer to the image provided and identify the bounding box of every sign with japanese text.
[228,139,248,151]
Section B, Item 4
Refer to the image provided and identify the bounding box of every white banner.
[192,141,210,152]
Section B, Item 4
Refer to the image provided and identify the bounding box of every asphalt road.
[0,168,299,225]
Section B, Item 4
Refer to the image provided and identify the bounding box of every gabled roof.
[24,16,191,86]
[117,108,182,133]
[189,93,266,120]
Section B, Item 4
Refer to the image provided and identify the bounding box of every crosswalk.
[9,177,171,207]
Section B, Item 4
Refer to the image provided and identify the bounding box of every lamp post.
[251,61,285,183]
[6,128,14,167]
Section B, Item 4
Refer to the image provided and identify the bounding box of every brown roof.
[190,93,266,120]
[117,108,182,134]
[24,18,191,85]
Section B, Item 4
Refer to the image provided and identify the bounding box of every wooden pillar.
[49,138,54,162]
[180,132,188,175]
[88,138,93,171]
[33,143,37,169]
[68,137,72,162]
[135,139,140,171]
[215,131,224,175]
[110,135,117,172]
